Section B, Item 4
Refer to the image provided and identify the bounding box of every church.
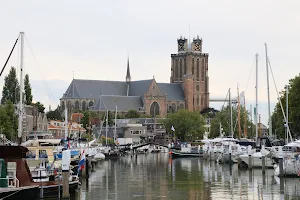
[60,36,210,117]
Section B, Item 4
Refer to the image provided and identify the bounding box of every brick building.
[60,36,209,117]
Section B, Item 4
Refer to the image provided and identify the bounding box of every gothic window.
[184,58,186,75]
[178,103,184,110]
[192,58,194,75]
[88,101,94,110]
[201,96,204,105]
[196,85,199,91]
[179,59,182,79]
[196,59,200,79]
[61,101,65,111]
[75,100,79,110]
[67,100,72,114]
[150,101,160,117]
[82,101,86,111]
[172,103,176,112]
[197,97,199,105]
[175,59,178,80]
[201,59,205,81]
[168,105,173,113]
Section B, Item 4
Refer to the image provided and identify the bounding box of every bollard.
[279,157,284,177]
[278,146,284,177]
[262,156,265,174]
[62,171,70,199]
[62,150,71,199]
[248,155,252,170]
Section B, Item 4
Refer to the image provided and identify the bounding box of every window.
[201,96,204,105]
[201,59,205,81]
[130,130,140,135]
[174,59,178,81]
[196,85,199,91]
[197,97,200,105]
[196,59,200,79]
[184,58,186,75]
[192,58,194,75]
[179,59,182,79]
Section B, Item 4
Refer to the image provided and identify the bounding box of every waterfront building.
[60,36,210,118]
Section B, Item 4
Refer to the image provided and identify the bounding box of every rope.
[244,57,256,93]
[24,35,55,105]
[0,188,22,199]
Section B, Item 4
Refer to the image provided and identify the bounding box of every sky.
[0,0,299,125]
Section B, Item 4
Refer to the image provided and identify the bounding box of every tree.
[0,101,18,140]
[163,109,206,141]
[1,67,20,104]
[46,106,62,120]
[33,102,45,113]
[125,110,140,118]
[24,74,33,105]
[209,105,253,139]
[271,75,300,139]
[200,107,219,118]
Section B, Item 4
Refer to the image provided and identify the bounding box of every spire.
[126,57,131,83]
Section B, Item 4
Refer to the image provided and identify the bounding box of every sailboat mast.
[229,88,233,137]
[64,101,68,141]
[105,109,108,146]
[18,32,24,145]
[255,53,259,140]
[237,85,241,139]
[244,95,247,138]
[265,43,272,137]
[114,105,117,144]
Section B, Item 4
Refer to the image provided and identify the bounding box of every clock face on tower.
[194,43,200,51]
[178,43,184,51]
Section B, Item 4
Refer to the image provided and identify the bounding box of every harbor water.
[71,153,299,200]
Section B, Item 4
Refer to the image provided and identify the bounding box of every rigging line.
[268,58,293,142]
[0,33,20,77]
[244,57,256,93]
[24,35,55,103]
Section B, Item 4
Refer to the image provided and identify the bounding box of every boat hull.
[170,152,201,158]
[0,186,39,200]
[239,154,274,168]
[39,181,79,198]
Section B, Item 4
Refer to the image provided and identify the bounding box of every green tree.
[125,110,140,118]
[1,67,20,104]
[271,75,300,139]
[163,109,206,141]
[24,74,33,105]
[33,102,45,113]
[0,101,18,140]
[209,105,253,139]
[46,106,62,120]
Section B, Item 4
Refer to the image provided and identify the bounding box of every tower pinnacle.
[126,57,131,83]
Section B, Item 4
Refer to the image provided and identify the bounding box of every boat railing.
[0,176,20,188]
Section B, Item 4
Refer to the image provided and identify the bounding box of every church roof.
[62,78,185,102]
[128,80,153,96]
[64,79,127,98]
[157,83,185,101]
[93,95,143,111]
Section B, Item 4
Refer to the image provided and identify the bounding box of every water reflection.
[75,154,300,200]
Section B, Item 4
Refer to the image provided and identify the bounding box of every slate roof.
[64,79,127,99]
[128,80,153,96]
[157,83,185,101]
[93,95,143,111]
[62,79,185,104]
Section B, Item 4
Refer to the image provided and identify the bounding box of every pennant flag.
[78,150,86,171]
[171,126,175,132]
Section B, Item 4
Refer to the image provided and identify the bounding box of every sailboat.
[0,32,79,198]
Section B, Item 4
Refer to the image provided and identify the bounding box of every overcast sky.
[1,0,299,125]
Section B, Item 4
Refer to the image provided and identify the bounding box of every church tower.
[170,35,209,112]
